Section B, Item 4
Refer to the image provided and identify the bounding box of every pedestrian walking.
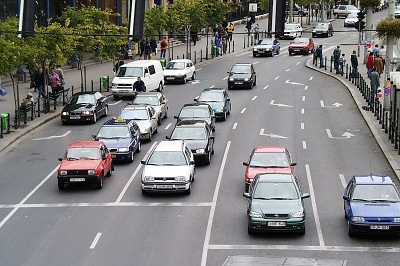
[252,23,260,41]
[370,67,380,96]
[222,36,227,54]
[379,45,386,70]
[374,54,384,77]
[333,45,341,74]
[316,45,323,67]
[143,41,151,60]
[191,31,198,46]
[48,68,61,93]
[54,65,65,88]
[139,39,145,59]
[350,50,358,77]
[33,67,45,99]
[372,44,380,58]
[150,38,157,56]
[226,22,234,41]
[339,54,346,74]
[366,52,374,78]
[160,37,168,59]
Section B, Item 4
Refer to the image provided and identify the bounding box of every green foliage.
[359,0,381,8]
[144,5,168,36]
[376,19,400,39]
[258,0,269,12]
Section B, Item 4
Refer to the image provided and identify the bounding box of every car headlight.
[216,107,224,112]
[267,48,272,51]
[312,30,316,33]
[253,48,258,51]
[229,77,234,81]
[394,218,400,222]
[196,149,205,153]
[119,148,129,152]
[244,78,249,81]
[351,216,365,222]
[291,211,305,218]
[144,176,154,181]
[83,111,93,115]
[88,170,95,175]
[62,112,69,116]
[249,211,262,218]
[60,170,67,175]
[112,83,117,87]
[175,176,186,181]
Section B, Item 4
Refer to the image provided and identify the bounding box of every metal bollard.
[243,38,246,49]
[37,99,40,117]
[91,80,94,92]
[30,103,34,121]
[232,41,235,53]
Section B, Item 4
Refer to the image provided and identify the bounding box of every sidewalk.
[306,45,400,180]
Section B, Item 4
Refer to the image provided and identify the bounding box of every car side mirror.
[92,134,96,138]
[174,115,178,119]
[302,193,310,199]
[243,162,249,166]
[343,195,349,200]
[243,192,251,198]
[209,136,215,140]
[141,160,146,165]
[58,158,63,161]
[190,160,196,165]
[194,96,199,101]
[290,162,297,166]
[166,136,170,140]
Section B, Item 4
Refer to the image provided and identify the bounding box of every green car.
[243,173,310,235]
[194,88,231,121]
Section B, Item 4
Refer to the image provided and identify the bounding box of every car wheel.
[158,116,162,125]
[113,95,119,100]
[277,48,280,55]
[61,120,67,125]
[185,183,191,195]
[148,132,152,142]
[312,34,316,38]
[289,51,293,56]
[304,49,309,55]
[205,151,211,165]
[141,189,147,195]
[92,112,97,124]
[347,221,355,237]
[164,111,168,119]
[271,51,274,57]
[157,83,163,92]
[96,176,103,189]
[247,226,254,235]
[58,180,65,190]
[104,106,108,117]
[253,77,256,86]
[222,111,227,121]
[129,150,134,163]
[107,164,113,177]
[154,126,158,134]
[136,142,141,153]
[298,227,306,236]
[253,53,257,57]
[183,76,187,84]
[334,13,338,18]
[227,104,231,115]
[192,72,196,80]
[245,184,249,192]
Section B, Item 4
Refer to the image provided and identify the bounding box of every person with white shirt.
[379,45,386,70]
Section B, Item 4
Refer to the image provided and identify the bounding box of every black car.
[227,63,256,90]
[312,22,334,38]
[174,103,216,132]
[166,120,215,165]
[61,91,108,124]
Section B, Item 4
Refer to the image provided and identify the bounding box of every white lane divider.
[251,96,257,101]
[108,100,122,106]
[339,174,347,188]
[304,85,308,90]
[274,76,280,80]
[232,123,237,130]
[165,123,172,130]
[301,123,304,130]
[90,233,102,249]
[240,108,246,114]
[263,85,269,90]
[301,108,305,114]
[302,141,307,149]
[309,76,313,80]
[302,96,306,101]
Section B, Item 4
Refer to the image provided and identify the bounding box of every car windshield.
[347,5,358,10]
[347,13,357,18]
[352,184,400,201]
[120,109,149,120]
[254,182,299,200]
[147,151,187,165]
[285,24,298,30]
[315,24,328,29]
[198,92,224,102]
[166,62,185,70]
[97,126,130,138]
[249,152,290,167]
[68,94,96,105]
[66,147,100,160]
[258,39,273,45]
[171,127,206,140]
[231,65,251,74]
[133,96,159,106]
[179,107,209,118]
[117,67,142,77]
[293,38,308,44]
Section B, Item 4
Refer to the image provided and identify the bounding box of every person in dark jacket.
[139,40,145,59]
[350,50,358,78]
[133,77,146,92]
[370,67,380,96]
[33,67,45,99]
[150,38,157,55]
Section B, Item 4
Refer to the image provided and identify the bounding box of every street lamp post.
[185,25,192,60]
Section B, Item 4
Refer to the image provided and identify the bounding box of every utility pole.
[386,0,396,111]
[364,6,373,64]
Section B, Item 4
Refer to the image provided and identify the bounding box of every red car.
[288,37,315,55]
[57,141,113,190]
[243,146,296,191]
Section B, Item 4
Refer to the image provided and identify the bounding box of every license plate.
[294,49,300,51]
[70,116,81,119]
[235,82,243,84]
[268,221,286,227]
[119,90,129,93]
[166,77,175,80]
[111,154,116,159]
[157,185,173,189]
[70,178,85,182]
[370,225,389,230]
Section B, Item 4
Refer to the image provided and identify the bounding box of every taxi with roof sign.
[92,118,141,163]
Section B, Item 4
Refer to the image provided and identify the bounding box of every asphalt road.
[1,11,400,266]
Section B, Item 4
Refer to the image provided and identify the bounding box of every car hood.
[143,165,190,177]
[185,139,208,150]
[245,166,292,180]
[179,117,212,125]
[230,73,252,79]
[253,199,302,215]
[313,28,328,32]
[134,120,151,131]
[254,44,273,49]
[62,103,95,112]
[345,18,358,22]
[164,69,186,76]
[289,43,307,48]
[59,160,100,170]
[199,101,224,111]
[97,138,131,149]
[350,202,400,217]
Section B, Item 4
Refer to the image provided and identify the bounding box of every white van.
[111,60,164,99]
[282,23,302,39]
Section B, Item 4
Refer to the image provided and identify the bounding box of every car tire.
[92,112,97,124]
[205,151,211,165]
[61,120,67,125]
[96,176,103,189]
[141,189,147,195]
[185,184,191,195]
[58,180,65,190]
[183,76,187,84]
[148,132,152,142]
[253,53,257,57]
[253,77,256,86]
[277,48,280,55]
[154,126,158,134]
[113,95,119,100]
[304,49,309,55]
[104,106,108,117]
[158,116,162,125]
[157,83,163,92]
[107,164,113,177]
[298,227,306,236]
[192,72,196,80]
[347,221,355,237]
[247,226,254,235]
[128,151,134,163]
[222,111,227,121]
[312,34,316,38]
[136,142,141,153]
[227,105,231,115]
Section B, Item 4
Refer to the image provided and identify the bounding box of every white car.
[119,104,158,142]
[141,140,196,194]
[344,13,358,27]
[163,59,196,84]
[282,23,302,39]
[395,5,400,19]
[132,92,168,125]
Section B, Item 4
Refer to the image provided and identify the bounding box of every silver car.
[132,92,168,125]
[119,104,158,142]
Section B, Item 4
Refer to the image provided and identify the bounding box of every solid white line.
[223,76,228,80]
[305,164,325,247]
[0,166,58,230]
[286,69,290,71]
[115,142,158,203]
[302,96,306,101]
[210,85,215,88]
[304,85,308,90]
[240,108,246,114]
[274,76,280,80]
[301,123,304,130]
[165,123,172,130]
[263,85,269,90]
[309,76,313,80]
[108,100,123,106]
[296,62,301,65]
[201,141,231,266]
[254,61,259,65]
[90,233,102,249]
[339,174,347,189]
[301,108,305,114]
[232,123,237,130]
[251,96,257,101]
[302,141,307,149]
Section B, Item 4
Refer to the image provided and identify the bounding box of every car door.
[251,65,256,82]
[95,92,106,115]
[130,123,140,150]
[101,145,112,173]
[343,179,354,216]
[184,146,195,177]
[160,94,167,117]
[224,90,230,112]
[148,107,158,133]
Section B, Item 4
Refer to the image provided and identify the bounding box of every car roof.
[201,88,224,93]
[102,118,135,126]
[123,103,150,109]
[352,175,395,185]
[169,59,192,63]
[134,92,161,97]
[175,120,208,127]
[154,140,185,151]
[72,91,98,96]
[121,60,161,67]
[253,146,286,153]
[232,63,252,66]
[68,141,103,148]
[257,173,295,183]
[182,103,210,108]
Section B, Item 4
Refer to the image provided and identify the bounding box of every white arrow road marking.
[108,100,122,106]
[259,129,287,139]
[285,79,304,85]
[33,131,71,141]
[326,129,355,139]
[270,100,293,108]
[320,101,343,107]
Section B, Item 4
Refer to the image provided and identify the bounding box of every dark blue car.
[343,175,400,237]
[93,118,141,163]
[194,88,231,121]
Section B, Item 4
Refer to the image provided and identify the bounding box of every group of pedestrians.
[30,64,65,101]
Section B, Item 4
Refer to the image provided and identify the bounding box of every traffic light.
[357,11,365,21]
[354,20,365,32]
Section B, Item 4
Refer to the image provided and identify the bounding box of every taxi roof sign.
[114,118,126,123]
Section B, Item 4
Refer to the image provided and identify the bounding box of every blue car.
[93,118,141,163]
[343,175,400,237]
[194,88,231,121]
